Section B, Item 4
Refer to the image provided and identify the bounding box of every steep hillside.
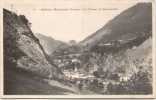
[80,3,152,77]
[75,3,152,94]
[126,37,152,60]
[3,9,65,94]
[80,3,152,49]
[35,33,68,55]
[103,37,152,76]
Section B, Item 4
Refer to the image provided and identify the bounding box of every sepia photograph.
[0,0,155,98]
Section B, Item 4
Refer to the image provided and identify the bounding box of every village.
[51,47,130,93]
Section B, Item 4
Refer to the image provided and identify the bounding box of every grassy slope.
[4,67,75,95]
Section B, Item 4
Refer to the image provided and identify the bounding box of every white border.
[0,0,156,99]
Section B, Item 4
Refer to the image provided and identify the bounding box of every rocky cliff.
[3,9,62,79]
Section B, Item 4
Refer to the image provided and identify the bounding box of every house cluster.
[53,53,82,72]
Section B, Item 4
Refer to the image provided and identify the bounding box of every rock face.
[3,9,62,79]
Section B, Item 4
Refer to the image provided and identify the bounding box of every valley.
[3,2,153,95]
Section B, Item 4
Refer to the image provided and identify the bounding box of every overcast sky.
[3,0,152,42]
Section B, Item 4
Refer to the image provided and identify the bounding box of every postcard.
[0,0,155,98]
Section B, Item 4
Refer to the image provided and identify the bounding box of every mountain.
[126,37,152,60]
[80,3,152,49]
[79,2,152,77]
[103,37,152,75]
[77,3,152,94]
[3,9,66,94]
[35,33,68,55]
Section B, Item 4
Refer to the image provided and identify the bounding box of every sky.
[3,0,152,42]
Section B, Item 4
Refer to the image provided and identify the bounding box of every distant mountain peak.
[35,33,68,55]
